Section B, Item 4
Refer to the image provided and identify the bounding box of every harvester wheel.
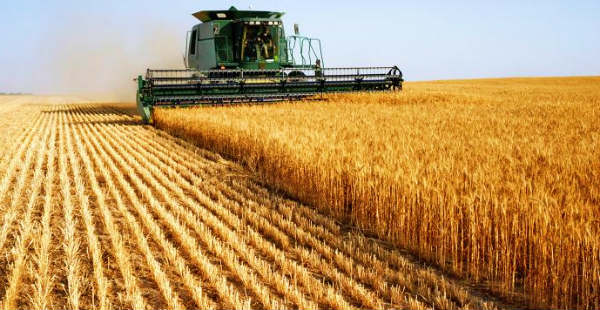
[387,66,403,91]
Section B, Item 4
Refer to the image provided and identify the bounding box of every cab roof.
[192,6,284,22]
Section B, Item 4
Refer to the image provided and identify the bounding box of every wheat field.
[0,96,510,309]
[155,77,600,310]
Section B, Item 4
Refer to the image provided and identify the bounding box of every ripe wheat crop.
[155,77,600,310]
[0,97,504,309]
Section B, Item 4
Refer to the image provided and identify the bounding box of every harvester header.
[136,6,403,123]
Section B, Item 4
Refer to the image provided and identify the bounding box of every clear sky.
[1,0,599,98]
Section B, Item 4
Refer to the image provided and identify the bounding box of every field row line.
[0,111,45,206]
[79,105,413,309]
[111,108,437,308]
[31,106,58,310]
[67,107,215,309]
[78,107,286,308]
[79,106,366,309]
[71,108,249,309]
[131,106,498,309]
[84,110,333,309]
[1,108,55,309]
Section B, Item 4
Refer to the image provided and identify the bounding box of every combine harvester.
[136,6,403,123]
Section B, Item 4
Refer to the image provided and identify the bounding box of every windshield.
[240,25,278,62]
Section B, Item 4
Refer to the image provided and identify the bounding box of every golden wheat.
[138,108,504,309]
[0,95,543,309]
[63,109,112,310]
[30,108,57,310]
[80,119,251,309]
[1,110,54,310]
[101,121,317,309]
[70,106,216,309]
[155,77,600,309]
[122,124,402,308]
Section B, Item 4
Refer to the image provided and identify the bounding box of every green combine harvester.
[136,6,403,123]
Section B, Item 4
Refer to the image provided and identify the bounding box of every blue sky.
[1,0,599,97]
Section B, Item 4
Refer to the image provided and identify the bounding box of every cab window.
[189,30,197,55]
[240,25,276,61]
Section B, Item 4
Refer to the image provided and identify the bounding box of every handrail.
[286,35,324,67]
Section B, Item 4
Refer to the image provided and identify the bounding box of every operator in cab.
[257,28,274,59]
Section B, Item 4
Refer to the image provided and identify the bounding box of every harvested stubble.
[154,77,600,310]
[0,97,503,309]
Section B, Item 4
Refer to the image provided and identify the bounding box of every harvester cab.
[186,7,296,70]
[136,6,403,123]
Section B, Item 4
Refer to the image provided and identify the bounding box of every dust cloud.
[37,15,185,102]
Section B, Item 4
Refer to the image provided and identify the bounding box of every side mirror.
[294,23,300,35]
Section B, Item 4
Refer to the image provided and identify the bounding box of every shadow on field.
[69,118,140,126]
[42,104,142,126]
